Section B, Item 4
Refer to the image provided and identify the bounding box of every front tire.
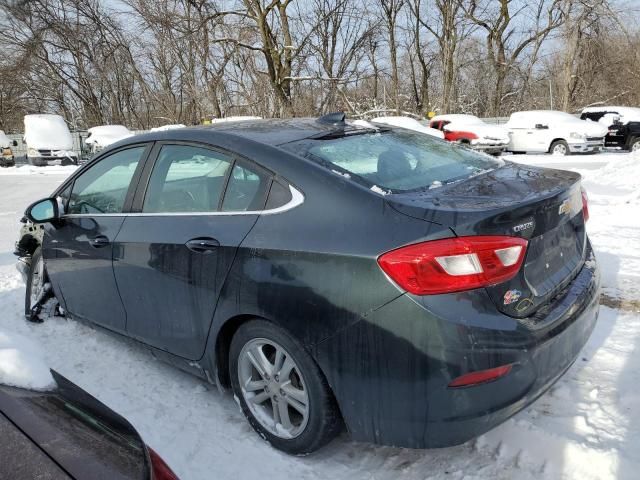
[550,140,570,155]
[25,247,46,318]
[229,320,341,454]
[629,137,640,152]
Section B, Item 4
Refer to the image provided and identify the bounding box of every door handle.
[186,237,220,253]
[90,235,110,248]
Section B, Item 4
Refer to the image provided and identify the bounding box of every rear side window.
[67,146,145,214]
[143,145,232,213]
[265,181,292,209]
[296,130,500,193]
[221,162,270,212]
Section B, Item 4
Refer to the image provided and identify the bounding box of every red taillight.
[148,446,179,480]
[378,236,528,295]
[581,188,589,222]
[448,364,513,388]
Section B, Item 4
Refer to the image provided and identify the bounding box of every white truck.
[504,110,607,155]
[23,114,79,166]
[85,125,134,154]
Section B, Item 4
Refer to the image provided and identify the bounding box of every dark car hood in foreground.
[386,162,587,318]
[0,371,148,480]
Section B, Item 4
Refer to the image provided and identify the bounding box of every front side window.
[290,130,501,193]
[67,146,145,214]
[143,145,232,213]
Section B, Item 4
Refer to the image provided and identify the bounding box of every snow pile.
[0,164,78,176]
[0,329,55,391]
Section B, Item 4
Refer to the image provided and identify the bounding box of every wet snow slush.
[1,153,639,480]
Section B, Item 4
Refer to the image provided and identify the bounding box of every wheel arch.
[548,138,567,152]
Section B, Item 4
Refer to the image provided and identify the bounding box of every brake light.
[147,446,179,480]
[581,187,589,222]
[378,236,528,295]
[448,364,513,388]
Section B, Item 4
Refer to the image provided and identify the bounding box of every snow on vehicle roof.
[0,130,10,148]
[506,110,582,128]
[431,114,484,125]
[149,124,187,132]
[24,114,74,150]
[582,106,640,123]
[370,116,445,139]
[0,329,55,391]
[86,125,134,148]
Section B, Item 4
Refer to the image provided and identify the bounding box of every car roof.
[128,118,350,147]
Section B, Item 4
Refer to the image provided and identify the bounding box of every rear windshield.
[287,129,501,193]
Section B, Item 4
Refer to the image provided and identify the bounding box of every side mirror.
[25,198,59,224]
[535,124,549,130]
[12,140,18,147]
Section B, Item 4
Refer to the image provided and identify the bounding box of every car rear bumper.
[314,247,600,448]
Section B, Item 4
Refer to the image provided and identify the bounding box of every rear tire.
[24,248,46,318]
[550,140,570,156]
[229,319,341,455]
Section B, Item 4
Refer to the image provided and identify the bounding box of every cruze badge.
[513,220,534,233]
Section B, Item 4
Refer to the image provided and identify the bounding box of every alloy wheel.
[238,338,309,439]
[552,144,567,155]
[632,141,640,152]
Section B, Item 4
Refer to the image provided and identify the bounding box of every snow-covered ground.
[0,151,639,480]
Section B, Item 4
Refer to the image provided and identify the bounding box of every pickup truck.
[580,106,640,152]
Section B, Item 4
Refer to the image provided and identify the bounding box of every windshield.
[289,129,501,193]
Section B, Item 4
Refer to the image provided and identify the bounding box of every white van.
[24,114,78,166]
[505,110,607,155]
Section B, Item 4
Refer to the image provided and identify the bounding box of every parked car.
[0,130,17,167]
[429,114,510,154]
[371,116,445,139]
[15,113,600,455]
[0,338,179,479]
[580,106,640,152]
[86,125,135,154]
[24,114,79,166]
[505,110,607,155]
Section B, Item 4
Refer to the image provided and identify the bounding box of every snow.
[209,116,262,124]
[23,114,74,150]
[0,329,55,390]
[370,116,445,138]
[430,114,509,143]
[0,130,11,149]
[582,106,640,125]
[150,124,186,132]
[0,152,639,479]
[86,125,134,148]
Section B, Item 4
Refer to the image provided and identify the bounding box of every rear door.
[113,142,271,359]
[44,145,150,332]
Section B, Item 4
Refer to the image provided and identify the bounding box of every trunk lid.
[386,162,587,317]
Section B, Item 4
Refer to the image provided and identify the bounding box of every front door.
[113,143,271,359]
[44,145,149,332]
